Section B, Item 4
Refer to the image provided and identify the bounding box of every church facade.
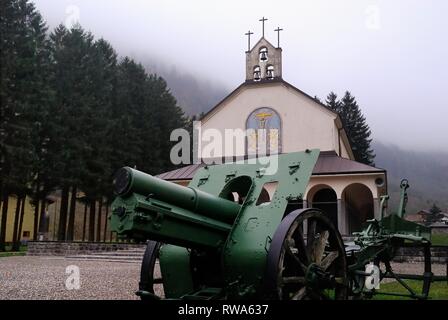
[159,32,387,236]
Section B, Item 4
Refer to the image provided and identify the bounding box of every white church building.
[159,29,387,236]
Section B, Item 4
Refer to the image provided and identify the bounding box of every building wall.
[200,82,351,159]
[1,195,37,243]
[45,195,111,242]
[1,193,112,243]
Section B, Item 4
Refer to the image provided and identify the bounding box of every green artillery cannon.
[110,150,445,300]
[346,179,447,300]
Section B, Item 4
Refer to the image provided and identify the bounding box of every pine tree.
[0,0,52,249]
[145,74,187,173]
[49,24,97,240]
[426,204,443,225]
[325,92,342,114]
[327,92,375,165]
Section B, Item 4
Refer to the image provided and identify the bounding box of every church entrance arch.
[307,185,338,228]
[342,183,374,234]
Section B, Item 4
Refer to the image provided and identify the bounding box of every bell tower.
[245,18,283,82]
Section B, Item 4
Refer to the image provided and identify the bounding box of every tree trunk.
[88,199,96,242]
[38,197,46,233]
[17,196,26,247]
[96,199,103,242]
[66,186,77,241]
[57,186,70,241]
[0,182,3,214]
[33,181,41,241]
[82,202,88,241]
[0,192,10,251]
[33,198,40,241]
[103,204,109,242]
[12,196,23,251]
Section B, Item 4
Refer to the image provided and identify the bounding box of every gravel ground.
[0,256,445,300]
[0,256,140,300]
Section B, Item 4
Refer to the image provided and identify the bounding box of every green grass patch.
[0,245,28,258]
[431,234,448,246]
[372,280,448,300]
[4,245,28,252]
[0,251,26,258]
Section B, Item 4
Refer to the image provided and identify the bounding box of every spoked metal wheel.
[265,209,348,300]
[136,241,164,300]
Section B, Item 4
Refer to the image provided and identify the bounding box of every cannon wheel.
[367,243,433,300]
[136,240,163,300]
[265,209,349,300]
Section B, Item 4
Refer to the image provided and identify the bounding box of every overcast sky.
[32,0,448,152]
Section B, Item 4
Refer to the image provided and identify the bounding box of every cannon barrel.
[113,167,241,224]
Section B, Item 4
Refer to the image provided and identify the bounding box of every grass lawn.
[0,245,27,258]
[431,233,448,246]
[372,280,448,300]
[0,251,26,258]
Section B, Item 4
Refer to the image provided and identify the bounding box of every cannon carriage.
[110,150,445,300]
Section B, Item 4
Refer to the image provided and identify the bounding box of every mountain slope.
[374,142,448,213]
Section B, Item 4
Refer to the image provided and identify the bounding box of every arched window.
[246,107,282,155]
[253,66,261,81]
[259,47,268,62]
[266,65,275,80]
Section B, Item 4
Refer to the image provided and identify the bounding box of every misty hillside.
[136,59,229,116]
[374,142,448,214]
[160,68,228,117]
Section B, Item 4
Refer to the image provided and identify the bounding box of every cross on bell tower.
[244,18,283,82]
[259,17,268,37]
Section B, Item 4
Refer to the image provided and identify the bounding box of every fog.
[32,0,448,152]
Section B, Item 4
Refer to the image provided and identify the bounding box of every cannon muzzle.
[113,167,241,224]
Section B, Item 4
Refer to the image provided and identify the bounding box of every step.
[65,257,142,264]
[65,254,143,263]
[88,251,145,257]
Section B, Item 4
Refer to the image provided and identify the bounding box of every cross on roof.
[275,27,283,48]
[259,17,268,37]
[245,30,254,52]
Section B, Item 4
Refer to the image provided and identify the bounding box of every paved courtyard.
[0,256,446,300]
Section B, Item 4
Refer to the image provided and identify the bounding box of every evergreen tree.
[0,0,52,249]
[426,203,443,225]
[327,91,375,165]
[145,74,187,172]
[325,92,342,114]
[49,24,97,240]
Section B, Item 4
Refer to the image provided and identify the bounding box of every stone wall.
[431,226,448,234]
[27,241,146,256]
[27,241,447,263]
[394,246,448,264]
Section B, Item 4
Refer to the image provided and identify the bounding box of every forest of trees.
[0,0,188,250]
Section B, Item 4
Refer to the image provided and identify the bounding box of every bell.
[254,71,261,81]
[266,70,274,80]
[260,52,268,61]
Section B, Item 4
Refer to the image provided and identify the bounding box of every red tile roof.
[157,151,385,181]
